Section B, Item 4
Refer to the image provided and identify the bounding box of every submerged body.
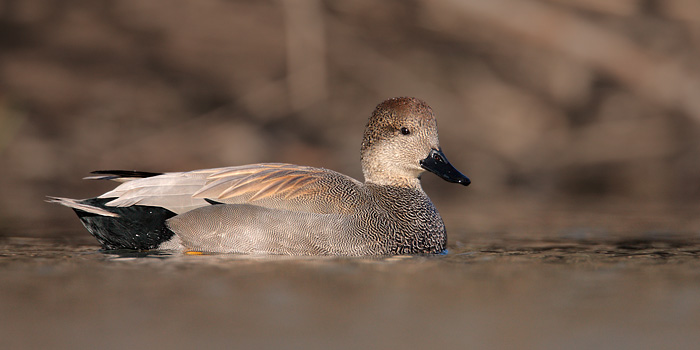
[49,97,470,255]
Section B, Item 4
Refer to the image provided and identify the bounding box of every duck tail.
[83,170,164,182]
[46,196,120,217]
[47,196,176,250]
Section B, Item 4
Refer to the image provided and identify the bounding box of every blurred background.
[1,0,700,238]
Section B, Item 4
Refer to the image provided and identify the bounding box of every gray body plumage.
[48,97,469,256]
[165,182,446,255]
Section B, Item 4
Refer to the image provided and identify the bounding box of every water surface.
[1,232,699,350]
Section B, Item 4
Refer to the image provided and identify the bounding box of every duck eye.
[400,127,410,135]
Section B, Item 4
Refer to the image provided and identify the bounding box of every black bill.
[420,148,471,186]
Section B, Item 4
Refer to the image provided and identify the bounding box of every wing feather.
[88,163,363,215]
[193,164,329,201]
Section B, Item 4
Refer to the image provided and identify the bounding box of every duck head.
[361,97,470,187]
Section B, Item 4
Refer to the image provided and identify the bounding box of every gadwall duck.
[49,97,470,255]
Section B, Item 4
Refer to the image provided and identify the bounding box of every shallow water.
[1,233,700,350]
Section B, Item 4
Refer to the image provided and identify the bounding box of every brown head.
[360,97,470,187]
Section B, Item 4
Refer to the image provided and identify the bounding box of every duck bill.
[420,148,471,186]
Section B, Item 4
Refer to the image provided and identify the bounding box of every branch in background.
[425,0,700,120]
[281,0,328,112]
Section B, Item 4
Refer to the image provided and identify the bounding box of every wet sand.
[2,231,699,350]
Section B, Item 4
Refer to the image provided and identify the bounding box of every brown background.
[2,2,700,349]
[1,0,700,237]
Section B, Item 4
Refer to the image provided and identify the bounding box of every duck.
[48,97,470,255]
